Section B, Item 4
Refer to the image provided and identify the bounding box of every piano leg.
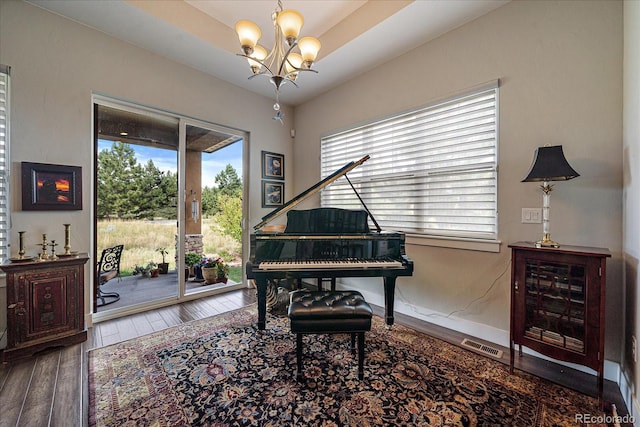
[255,277,268,330]
[383,277,397,326]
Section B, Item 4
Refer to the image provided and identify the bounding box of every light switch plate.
[522,208,542,224]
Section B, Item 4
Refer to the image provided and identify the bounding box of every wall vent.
[460,338,503,359]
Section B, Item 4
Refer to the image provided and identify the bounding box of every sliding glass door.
[93,98,247,320]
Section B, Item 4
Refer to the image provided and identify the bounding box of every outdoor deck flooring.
[96,270,240,312]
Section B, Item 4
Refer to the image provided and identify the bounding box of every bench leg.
[358,332,365,380]
[296,333,303,381]
[350,333,357,354]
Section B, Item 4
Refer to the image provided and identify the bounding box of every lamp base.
[535,233,560,248]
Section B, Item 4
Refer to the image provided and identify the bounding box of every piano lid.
[254,155,380,231]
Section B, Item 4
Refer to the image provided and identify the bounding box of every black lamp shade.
[521,145,580,182]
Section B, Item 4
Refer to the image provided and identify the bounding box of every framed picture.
[21,162,82,210]
[261,151,284,180]
[262,180,284,208]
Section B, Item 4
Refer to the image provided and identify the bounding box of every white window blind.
[321,82,498,240]
[0,65,9,262]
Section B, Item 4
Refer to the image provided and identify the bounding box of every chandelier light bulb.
[247,45,267,74]
[235,20,261,55]
[298,37,321,67]
[285,52,303,80]
[276,9,303,45]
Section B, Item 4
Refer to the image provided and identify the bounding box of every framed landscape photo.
[262,180,284,208]
[21,162,82,210]
[261,151,284,180]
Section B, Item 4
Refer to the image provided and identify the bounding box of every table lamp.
[522,145,579,248]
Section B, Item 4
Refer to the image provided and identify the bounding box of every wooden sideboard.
[1,254,89,362]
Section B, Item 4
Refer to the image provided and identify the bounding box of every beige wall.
[0,0,295,341]
[293,0,623,370]
[623,0,640,417]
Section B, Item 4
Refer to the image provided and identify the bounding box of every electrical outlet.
[632,336,637,363]
[521,208,542,224]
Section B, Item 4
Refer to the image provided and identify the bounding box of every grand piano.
[246,155,414,330]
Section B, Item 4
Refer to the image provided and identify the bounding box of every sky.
[98,139,243,188]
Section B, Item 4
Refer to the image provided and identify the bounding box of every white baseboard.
[619,367,640,425]
[341,281,621,384]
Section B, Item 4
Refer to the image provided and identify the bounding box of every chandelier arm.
[278,43,300,76]
[284,78,299,88]
[287,68,318,75]
[236,53,276,76]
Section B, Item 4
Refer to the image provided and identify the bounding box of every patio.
[96,270,242,312]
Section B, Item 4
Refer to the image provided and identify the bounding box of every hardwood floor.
[0,287,630,426]
[0,288,257,427]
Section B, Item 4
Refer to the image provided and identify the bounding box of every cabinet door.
[523,258,586,352]
[15,266,80,346]
[513,249,601,368]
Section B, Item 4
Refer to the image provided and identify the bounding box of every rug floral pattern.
[89,305,607,426]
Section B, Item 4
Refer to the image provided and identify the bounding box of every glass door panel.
[95,103,179,313]
[183,121,244,295]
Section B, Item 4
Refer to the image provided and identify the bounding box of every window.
[0,65,9,262]
[321,81,498,245]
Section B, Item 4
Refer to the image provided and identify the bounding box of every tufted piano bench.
[288,290,373,380]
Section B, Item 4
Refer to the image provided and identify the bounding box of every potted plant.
[157,248,169,274]
[200,257,219,284]
[185,252,202,278]
[199,257,230,285]
[215,259,229,284]
[132,262,158,278]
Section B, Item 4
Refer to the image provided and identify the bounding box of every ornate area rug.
[89,305,607,426]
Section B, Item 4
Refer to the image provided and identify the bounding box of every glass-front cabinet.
[523,260,586,353]
[509,242,610,408]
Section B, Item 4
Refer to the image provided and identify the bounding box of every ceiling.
[97,104,242,152]
[27,0,509,107]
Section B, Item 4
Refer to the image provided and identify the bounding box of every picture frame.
[262,180,284,208]
[261,151,284,180]
[21,162,82,210]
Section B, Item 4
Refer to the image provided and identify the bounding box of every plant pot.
[215,277,228,284]
[150,268,160,278]
[158,262,169,274]
[201,267,217,284]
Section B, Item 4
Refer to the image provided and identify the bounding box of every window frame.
[0,65,10,262]
[320,81,500,253]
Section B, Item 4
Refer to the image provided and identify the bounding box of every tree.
[213,194,243,241]
[216,164,242,198]
[97,142,177,219]
[97,142,144,218]
[135,159,167,219]
[201,186,218,217]
[203,164,242,217]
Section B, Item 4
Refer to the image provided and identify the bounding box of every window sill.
[406,234,502,253]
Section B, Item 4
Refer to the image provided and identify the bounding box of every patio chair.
[96,244,124,307]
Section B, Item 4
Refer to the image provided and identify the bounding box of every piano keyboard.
[258,258,403,270]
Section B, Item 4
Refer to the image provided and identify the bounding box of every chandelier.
[235,0,321,123]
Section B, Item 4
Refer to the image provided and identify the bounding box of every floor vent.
[460,338,503,359]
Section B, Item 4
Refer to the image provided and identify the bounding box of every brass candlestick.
[63,224,71,255]
[39,234,49,261]
[49,240,58,260]
[18,231,26,259]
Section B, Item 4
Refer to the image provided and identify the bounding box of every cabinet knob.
[514,280,519,291]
